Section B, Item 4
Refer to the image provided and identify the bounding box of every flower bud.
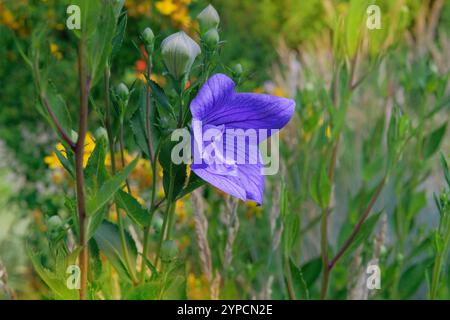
[160,240,179,263]
[116,83,130,102]
[71,130,79,142]
[142,27,155,53]
[202,28,219,48]
[47,215,63,240]
[232,63,243,77]
[197,4,220,33]
[95,127,108,141]
[161,31,201,80]
[47,215,63,230]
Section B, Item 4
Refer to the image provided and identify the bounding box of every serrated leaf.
[147,79,172,111]
[111,13,127,59]
[27,247,78,300]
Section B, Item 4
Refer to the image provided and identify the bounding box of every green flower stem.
[116,205,138,285]
[117,118,138,285]
[430,214,450,299]
[145,56,155,163]
[104,66,116,174]
[119,119,132,193]
[140,142,161,283]
[283,252,296,300]
[154,166,175,269]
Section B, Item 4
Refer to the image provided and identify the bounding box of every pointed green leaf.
[87,158,138,216]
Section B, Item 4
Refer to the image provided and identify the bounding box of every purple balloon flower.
[190,73,295,204]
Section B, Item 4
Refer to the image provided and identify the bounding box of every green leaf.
[87,1,116,83]
[111,13,127,59]
[71,0,101,38]
[440,153,450,188]
[147,79,173,111]
[27,247,78,300]
[398,259,431,299]
[93,221,137,283]
[177,171,206,199]
[85,137,108,192]
[126,262,186,299]
[310,166,331,209]
[116,190,150,228]
[87,158,138,216]
[345,0,369,57]
[422,124,447,159]
[159,142,187,201]
[87,206,108,240]
[46,83,73,137]
[55,148,75,178]
[289,259,310,299]
[300,257,322,287]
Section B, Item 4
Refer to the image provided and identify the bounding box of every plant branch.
[41,97,76,150]
[328,177,386,270]
[75,41,90,300]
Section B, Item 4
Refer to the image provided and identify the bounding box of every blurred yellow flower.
[171,7,191,28]
[44,132,96,170]
[187,273,210,300]
[156,0,177,16]
[49,43,63,60]
[271,86,287,97]
[325,125,332,139]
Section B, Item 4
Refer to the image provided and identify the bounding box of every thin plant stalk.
[75,41,91,300]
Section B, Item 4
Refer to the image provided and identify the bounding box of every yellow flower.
[45,132,96,170]
[156,0,178,16]
[171,7,191,28]
[44,143,66,169]
[175,200,187,221]
[49,43,63,60]
[271,86,287,97]
[187,273,210,300]
[325,125,332,139]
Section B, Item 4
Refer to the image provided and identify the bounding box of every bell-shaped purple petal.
[189,73,295,204]
[190,73,295,136]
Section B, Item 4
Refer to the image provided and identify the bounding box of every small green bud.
[142,27,155,53]
[232,63,243,77]
[47,215,63,239]
[142,27,155,44]
[95,127,108,141]
[161,31,201,80]
[116,83,130,102]
[202,28,219,48]
[47,215,63,230]
[160,240,178,263]
[71,130,79,142]
[197,4,220,33]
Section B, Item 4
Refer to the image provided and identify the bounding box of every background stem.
[75,41,90,300]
